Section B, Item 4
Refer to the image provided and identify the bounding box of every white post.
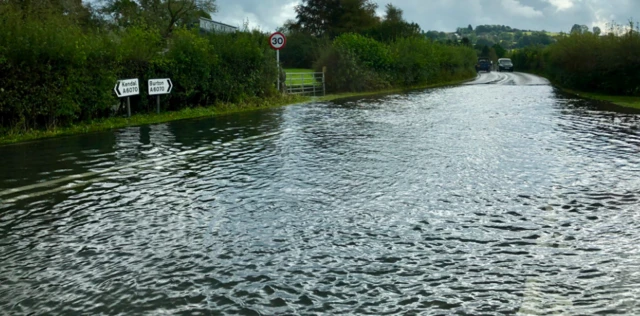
[277,49,280,93]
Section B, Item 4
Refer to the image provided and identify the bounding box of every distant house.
[199,17,238,33]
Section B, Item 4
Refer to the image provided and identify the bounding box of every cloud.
[213,0,640,33]
[501,0,544,18]
[546,0,575,11]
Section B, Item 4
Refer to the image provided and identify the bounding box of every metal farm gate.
[284,71,326,96]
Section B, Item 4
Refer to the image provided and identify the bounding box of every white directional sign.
[269,32,286,50]
[114,78,139,97]
[148,78,173,95]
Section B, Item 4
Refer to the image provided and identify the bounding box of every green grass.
[312,75,477,102]
[0,74,476,145]
[284,68,318,86]
[284,68,313,73]
[564,89,640,109]
[522,31,561,36]
[0,95,309,145]
[523,71,640,109]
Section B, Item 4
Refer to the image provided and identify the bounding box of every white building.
[199,17,238,33]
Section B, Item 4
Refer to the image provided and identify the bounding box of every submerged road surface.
[2,72,640,315]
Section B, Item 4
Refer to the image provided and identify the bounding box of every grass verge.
[0,95,309,145]
[561,89,640,109]
[0,74,475,145]
[521,70,640,110]
[313,75,476,102]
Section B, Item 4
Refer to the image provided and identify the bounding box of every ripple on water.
[1,85,640,314]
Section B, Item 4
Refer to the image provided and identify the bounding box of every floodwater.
[2,72,640,315]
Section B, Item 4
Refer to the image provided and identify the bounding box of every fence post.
[313,73,316,96]
[322,66,326,96]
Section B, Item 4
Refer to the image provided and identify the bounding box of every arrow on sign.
[114,78,140,98]
[148,78,173,95]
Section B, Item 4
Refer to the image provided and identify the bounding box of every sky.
[210,0,639,33]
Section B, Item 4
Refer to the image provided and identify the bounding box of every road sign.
[148,78,172,95]
[114,78,139,97]
[269,32,286,50]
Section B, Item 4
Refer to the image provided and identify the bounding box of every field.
[284,68,320,86]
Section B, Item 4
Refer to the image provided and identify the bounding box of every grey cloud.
[213,0,640,33]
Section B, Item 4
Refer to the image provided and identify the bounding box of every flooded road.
[2,72,640,315]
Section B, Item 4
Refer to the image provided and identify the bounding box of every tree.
[5,0,95,26]
[474,37,495,49]
[102,0,140,27]
[293,0,378,38]
[593,26,601,36]
[100,0,216,36]
[492,43,506,58]
[570,24,589,34]
[480,45,490,57]
[488,47,498,64]
[383,3,402,23]
[468,24,473,31]
[366,3,420,42]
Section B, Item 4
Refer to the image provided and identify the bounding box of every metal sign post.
[114,78,139,117]
[269,32,286,93]
[148,78,173,113]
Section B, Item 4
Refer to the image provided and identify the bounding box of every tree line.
[509,21,640,96]
[0,0,478,134]
[0,0,279,134]
[279,0,476,92]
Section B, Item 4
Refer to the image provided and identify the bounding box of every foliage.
[314,33,475,93]
[284,1,421,68]
[365,4,422,43]
[424,23,558,50]
[292,0,378,39]
[0,5,119,130]
[100,0,217,36]
[0,2,277,134]
[278,30,327,68]
[509,25,640,96]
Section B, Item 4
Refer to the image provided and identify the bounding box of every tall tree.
[4,0,94,25]
[366,3,420,42]
[570,24,589,34]
[593,26,601,36]
[101,0,216,36]
[293,0,378,38]
[384,3,402,23]
[492,43,506,58]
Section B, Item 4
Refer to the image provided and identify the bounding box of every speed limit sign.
[269,32,286,50]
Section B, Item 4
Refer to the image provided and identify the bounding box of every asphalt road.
[466,71,550,86]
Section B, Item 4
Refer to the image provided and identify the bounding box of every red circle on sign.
[269,32,286,50]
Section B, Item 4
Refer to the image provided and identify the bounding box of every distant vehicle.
[497,58,514,72]
[475,58,491,72]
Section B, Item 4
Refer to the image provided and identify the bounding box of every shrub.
[315,33,476,92]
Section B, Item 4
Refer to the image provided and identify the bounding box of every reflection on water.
[1,85,640,315]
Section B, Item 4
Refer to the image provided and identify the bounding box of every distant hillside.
[423,24,561,50]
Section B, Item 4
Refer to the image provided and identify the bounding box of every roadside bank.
[0,75,475,146]
[521,71,640,111]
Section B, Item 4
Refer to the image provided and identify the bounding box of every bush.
[0,6,119,130]
[0,6,280,133]
[510,29,640,96]
[279,32,327,69]
[314,33,476,92]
